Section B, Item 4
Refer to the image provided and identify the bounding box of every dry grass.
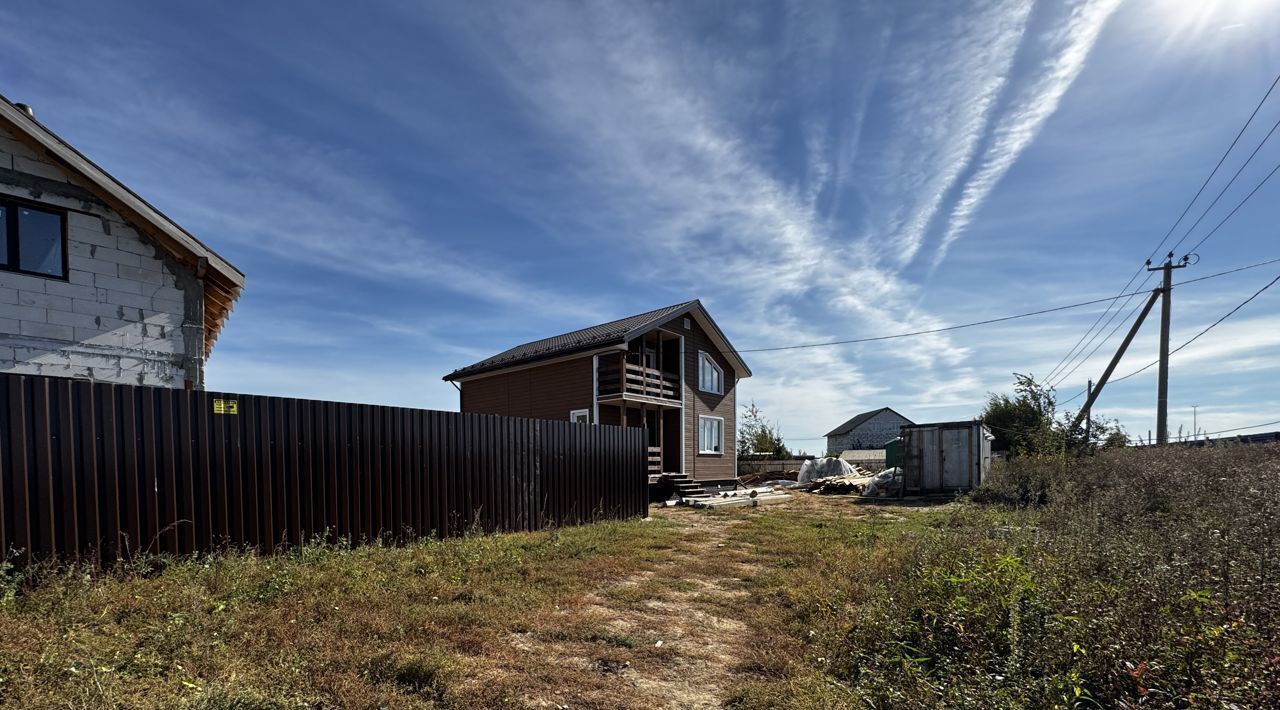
[0,518,692,708]
[3,445,1274,708]
[0,488,904,709]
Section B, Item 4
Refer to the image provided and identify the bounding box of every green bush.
[969,456,1058,506]
[792,445,1280,707]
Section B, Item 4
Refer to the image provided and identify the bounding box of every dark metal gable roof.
[443,301,697,381]
[824,407,914,438]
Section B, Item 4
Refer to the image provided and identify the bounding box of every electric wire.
[1168,112,1280,256]
[1051,151,1280,386]
[1048,293,1151,388]
[728,255,1280,355]
[1044,71,1280,382]
[1183,158,1280,256]
[1058,270,1280,404]
[1198,419,1280,437]
[764,261,1280,440]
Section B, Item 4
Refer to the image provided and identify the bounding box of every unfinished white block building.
[0,97,243,388]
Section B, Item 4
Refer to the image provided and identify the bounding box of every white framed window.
[698,415,724,454]
[698,351,723,394]
[569,409,591,425]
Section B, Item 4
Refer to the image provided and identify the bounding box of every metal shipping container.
[900,420,992,493]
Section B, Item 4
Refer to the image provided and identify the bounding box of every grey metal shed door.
[920,428,941,489]
[942,428,969,488]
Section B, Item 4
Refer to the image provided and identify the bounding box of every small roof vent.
[13,103,34,118]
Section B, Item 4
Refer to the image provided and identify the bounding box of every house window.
[1,197,67,279]
[570,409,591,425]
[698,415,724,454]
[698,352,723,394]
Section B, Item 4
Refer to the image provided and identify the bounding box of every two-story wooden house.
[443,300,751,490]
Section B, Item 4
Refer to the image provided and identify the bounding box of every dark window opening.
[2,196,67,279]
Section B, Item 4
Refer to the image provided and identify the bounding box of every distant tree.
[981,373,1060,456]
[1101,429,1130,449]
[737,401,791,459]
[982,373,1131,457]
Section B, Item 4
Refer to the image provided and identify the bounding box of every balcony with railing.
[596,352,681,405]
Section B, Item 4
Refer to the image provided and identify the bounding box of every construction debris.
[864,467,903,497]
[797,457,857,483]
[807,467,903,497]
[738,468,799,486]
[658,472,793,508]
[687,489,792,508]
[807,473,873,495]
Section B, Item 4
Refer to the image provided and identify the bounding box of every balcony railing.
[648,446,662,473]
[597,360,680,401]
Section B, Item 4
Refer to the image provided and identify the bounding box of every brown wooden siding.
[460,355,596,422]
[458,314,741,483]
[655,316,736,482]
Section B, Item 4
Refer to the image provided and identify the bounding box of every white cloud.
[0,17,604,326]
[934,0,1124,262]
[4,1,1181,444]
[391,0,1130,437]
[864,0,1036,265]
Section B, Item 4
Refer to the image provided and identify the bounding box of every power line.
[1045,70,1280,382]
[1198,418,1280,437]
[1052,150,1280,386]
[1049,294,1149,388]
[1178,255,1280,285]
[731,255,1280,355]
[1161,69,1280,258]
[1069,255,1280,392]
[1044,271,1150,382]
[1114,270,1280,381]
[1183,158,1280,256]
[1058,270,1280,402]
[1168,112,1280,256]
[734,290,1151,353]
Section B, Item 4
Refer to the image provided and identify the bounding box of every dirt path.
[501,505,765,709]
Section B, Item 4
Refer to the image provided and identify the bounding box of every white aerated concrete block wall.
[826,409,914,453]
[0,126,200,387]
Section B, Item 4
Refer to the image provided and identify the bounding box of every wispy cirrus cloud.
[410,0,1119,435]
[861,0,1035,265]
[0,0,1150,440]
[934,0,1125,263]
[0,13,606,325]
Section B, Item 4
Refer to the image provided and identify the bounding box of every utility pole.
[1084,379,1093,445]
[1192,405,1198,443]
[1147,253,1189,445]
[1068,287,1162,433]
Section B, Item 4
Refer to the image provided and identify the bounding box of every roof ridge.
[443,300,698,380]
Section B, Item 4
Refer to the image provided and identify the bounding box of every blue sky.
[3,0,1279,447]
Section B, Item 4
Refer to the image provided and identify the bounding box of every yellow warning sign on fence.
[213,399,239,415]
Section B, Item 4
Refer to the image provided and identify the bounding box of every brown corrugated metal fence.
[0,373,647,565]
